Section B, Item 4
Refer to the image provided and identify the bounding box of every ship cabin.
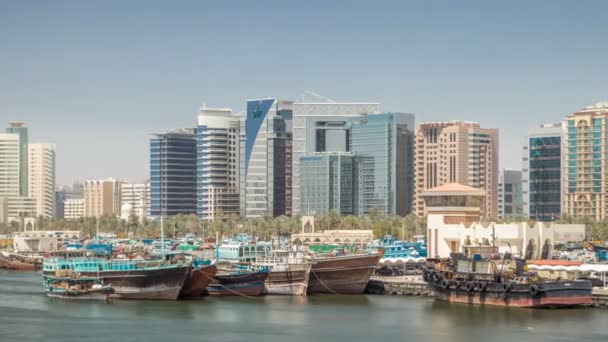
[42,257,185,273]
[437,245,507,283]
[217,242,272,263]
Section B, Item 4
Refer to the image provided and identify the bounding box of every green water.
[1,270,606,342]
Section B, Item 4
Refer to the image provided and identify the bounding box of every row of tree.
[2,211,608,241]
[0,209,427,240]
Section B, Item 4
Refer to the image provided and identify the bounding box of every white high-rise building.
[64,198,84,219]
[121,181,150,222]
[0,133,20,198]
[197,107,241,221]
[28,143,56,218]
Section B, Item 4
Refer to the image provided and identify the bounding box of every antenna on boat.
[96,219,99,242]
[160,215,165,258]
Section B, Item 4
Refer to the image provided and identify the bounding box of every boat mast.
[160,215,165,257]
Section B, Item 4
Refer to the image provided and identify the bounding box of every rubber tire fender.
[465,282,475,292]
[529,284,540,296]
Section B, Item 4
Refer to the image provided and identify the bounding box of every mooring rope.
[310,270,338,295]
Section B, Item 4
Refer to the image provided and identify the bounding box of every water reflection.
[1,272,607,342]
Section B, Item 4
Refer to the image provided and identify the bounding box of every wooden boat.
[307,252,381,294]
[0,251,42,271]
[207,269,269,296]
[263,263,311,296]
[423,246,593,308]
[253,251,311,296]
[179,263,218,298]
[43,257,191,300]
[45,277,113,301]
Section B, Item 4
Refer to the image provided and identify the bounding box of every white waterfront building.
[424,183,585,259]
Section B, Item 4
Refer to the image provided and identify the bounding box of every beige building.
[64,198,84,219]
[84,178,121,217]
[563,102,608,220]
[13,230,82,252]
[414,121,499,218]
[291,216,373,245]
[423,183,585,259]
[28,143,55,218]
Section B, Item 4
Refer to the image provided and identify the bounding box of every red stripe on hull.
[434,292,592,307]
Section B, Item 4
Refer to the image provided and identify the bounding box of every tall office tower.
[64,198,84,219]
[5,122,28,196]
[291,102,381,215]
[563,102,608,220]
[242,99,292,218]
[28,143,56,218]
[414,121,499,218]
[522,123,562,221]
[0,132,20,198]
[120,181,150,222]
[350,113,415,216]
[149,128,197,218]
[197,107,241,221]
[299,152,357,215]
[498,169,524,219]
[0,128,36,222]
[84,178,121,218]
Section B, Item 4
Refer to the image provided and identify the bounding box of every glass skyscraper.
[299,152,356,215]
[242,99,292,218]
[291,102,381,216]
[5,122,28,197]
[149,128,197,218]
[522,123,562,221]
[350,113,415,216]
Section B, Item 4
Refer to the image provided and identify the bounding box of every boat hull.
[263,264,311,296]
[47,292,109,301]
[207,270,268,297]
[308,254,380,294]
[43,265,190,300]
[0,253,41,271]
[426,272,593,308]
[179,264,218,298]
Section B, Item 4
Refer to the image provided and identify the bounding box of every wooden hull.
[179,264,218,298]
[43,265,190,300]
[308,254,380,294]
[0,253,41,271]
[263,264,311,296]
[207,270,268,297]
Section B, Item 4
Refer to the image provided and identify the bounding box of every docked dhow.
[42,256,191,300]
[423,246,593,308]
[307,252,381,295]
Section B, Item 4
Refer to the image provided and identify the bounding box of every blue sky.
[1,0,607,185]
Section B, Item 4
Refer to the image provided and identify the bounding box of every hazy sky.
[1,0,607,185]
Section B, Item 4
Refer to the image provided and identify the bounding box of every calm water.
[1,270,606,342]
